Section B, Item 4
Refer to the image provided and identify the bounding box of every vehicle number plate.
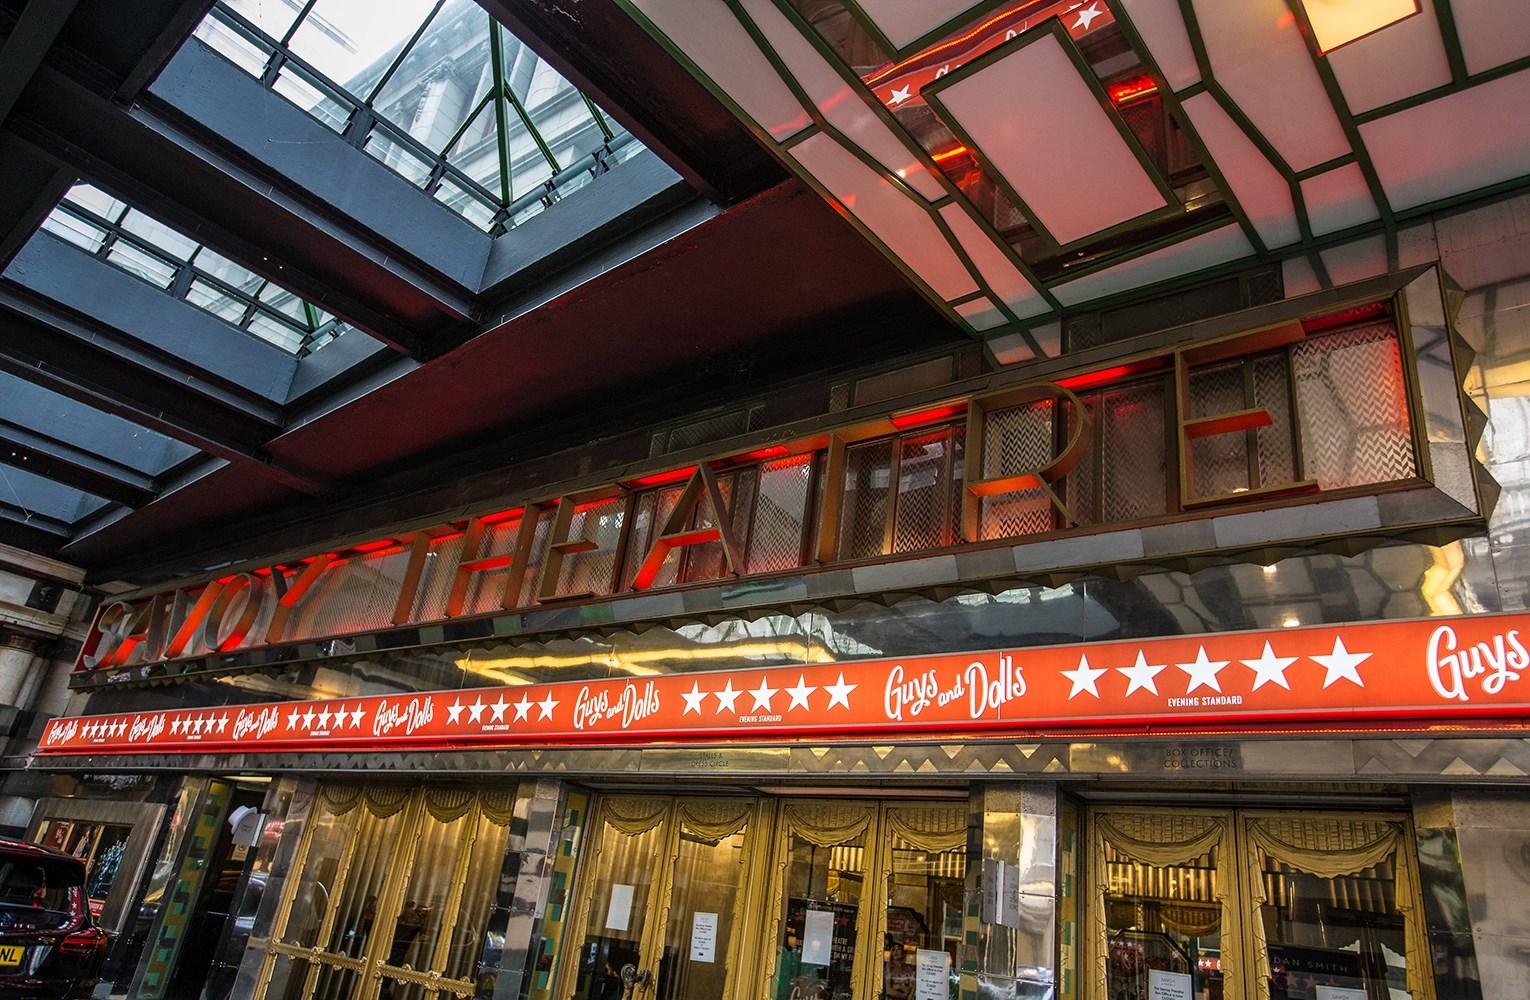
[0,943,23,967]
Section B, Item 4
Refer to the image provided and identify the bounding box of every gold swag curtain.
[1242,816,1428,1000]
[1092,813,1243,1000]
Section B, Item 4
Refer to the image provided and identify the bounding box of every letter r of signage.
[962,382,1092,541]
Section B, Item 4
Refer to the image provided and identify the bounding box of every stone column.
[1418,788,1530,1000]
[0,632,41,708]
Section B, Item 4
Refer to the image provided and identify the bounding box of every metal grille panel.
[555,497,626,597]
[682,473,745,583]
[1253,356,1296,488]
[463,519,524,616]
[893,429,954,553]
[853,357,953,406]
[840,440,893,559]
[1101,380,1169,521]
[666,410,750,453]
[980,400,1057,539]
[620,492,660,591]
[1189,364,1250,499]
[405,533,468,626]
[285,545,420,641]
[511,515,554,607]
[747,456,813,574]
[1293,323,1416,489]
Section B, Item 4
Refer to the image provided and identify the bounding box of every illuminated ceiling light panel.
[1299,0,1419,54]
[1179,93,1300,249]
[936,203,1048,319]
[1322,0,1450,114]
[1117,0,1201,90]
[1193,0,1351,172]
[1358,69,1530,211]
[859,0,989,49]
[629,0,811,140]
[1448,0,1530,76]
[788,132,980,302]
[740,0,945,199]
[924,30,1168,246]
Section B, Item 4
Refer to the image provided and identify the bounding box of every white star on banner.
[749,678,778,712]
[316,707,333,730]
[537,692,559,720]
[169,717,181,735]
[195,716,209,735]
[1177,647,1230,694]
[513,694,533,721]
[1062,654,1107,699]
[1242,642,1298,691]
[215,714,229,734]
[447,698,465,724]
[490,696,509,723]
[348,706,365,729]
[824,672,857,710]
[1312,637,1369,688]
[786,675,816,712]
[714,681,742,714]
[287,708,301,730]
[1073,3,1103,31]
[301,708,316,730]
[888,85,911,106]
[682,682,708,716]
[1117,651,1166,696]
[468,697,487,724]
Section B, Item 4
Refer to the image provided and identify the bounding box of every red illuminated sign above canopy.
[37,613,1530,757]
[73,294,1475,680]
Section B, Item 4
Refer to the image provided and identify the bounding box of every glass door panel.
[883,829,965,1000]
[1247,816,1415,1000]
[657,826,748,999]
[571,809,669,1000]
[1089,809,1433,1000]
[1102,837,1223,1000]
[776,829,867,1000]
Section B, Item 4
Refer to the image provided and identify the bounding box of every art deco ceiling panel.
[614,0,1530,351]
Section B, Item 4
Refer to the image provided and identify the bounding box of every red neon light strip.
[890,403,967,428]
[37,612,1530,757]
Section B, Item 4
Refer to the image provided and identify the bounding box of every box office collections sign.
[37,612,1530,756]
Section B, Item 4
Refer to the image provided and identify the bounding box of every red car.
[0,840,109,1000]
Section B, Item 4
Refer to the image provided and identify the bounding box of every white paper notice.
[1315,988,1368,1000]
[690,911,718,963]
[605,883,634,931]
[801,909,835,966]
[915,949,950,1000]
[1148,969,1192,1000]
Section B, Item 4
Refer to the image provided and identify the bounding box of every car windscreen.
[0,856,83,932]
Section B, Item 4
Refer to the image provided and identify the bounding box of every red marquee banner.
[36,612,1530,756]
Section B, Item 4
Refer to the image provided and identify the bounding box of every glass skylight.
[40,183,354,356]
[192,0,647,233]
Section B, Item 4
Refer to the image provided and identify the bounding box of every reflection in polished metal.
[976,784,1058,997]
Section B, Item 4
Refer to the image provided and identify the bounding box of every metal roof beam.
[0,0,79,124]
[0,289,335,497]
[0,419,157,507]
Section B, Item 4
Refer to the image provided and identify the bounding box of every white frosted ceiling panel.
[1181,93,1300,249]
[956,296,1007,331]
[789,132,979,301]
[1052,225,1253,305]
[858,0,985,49]
[933,34,1167,245]
[1119,0,1202,92]
[740,0,945,200]
[630,0,810,141]
[1300,163,1381,237]
[1191,0,1350,172]
[1360,69,1530,210]
[1325,2,1451,114]
[937,203,1048,319]
[1450,0,1530,75]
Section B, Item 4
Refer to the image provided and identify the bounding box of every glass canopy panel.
[788,0,1229,280]
[33,184,358,357]
[196,0,647,233]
